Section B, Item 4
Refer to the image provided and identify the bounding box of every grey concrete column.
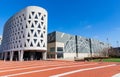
[42,51,47,60]
[18,50,24,61]
[10,51,14,61]
[55,53,57,59]
[20,50,24,61]
[18,50,21,61]
[30,52,34,61]
[4,52,7,61]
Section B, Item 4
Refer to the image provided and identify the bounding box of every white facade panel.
[64,53,76,60]
[64,53,90,60]
[1,6,47,52]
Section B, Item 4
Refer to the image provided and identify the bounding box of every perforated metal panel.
[48,31,110,55]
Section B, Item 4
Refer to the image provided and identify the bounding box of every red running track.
[0,60,119,77]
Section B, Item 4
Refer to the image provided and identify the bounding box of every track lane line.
[1,63,98,77]
[112,73,120,77]
[69,63,120,77]
[50,64,116,77]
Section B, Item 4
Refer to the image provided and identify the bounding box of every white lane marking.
[1,63,97,77]
[112,73,120,77]
[0,62,85,73]
[50,64,116,77]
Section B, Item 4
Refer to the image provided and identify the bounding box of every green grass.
[93,58,120,62]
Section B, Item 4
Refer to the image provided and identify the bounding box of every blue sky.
[0,0,120,47]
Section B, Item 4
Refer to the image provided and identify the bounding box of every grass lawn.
[93,58,120,62]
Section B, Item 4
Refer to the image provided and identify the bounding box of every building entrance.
[23,51,43,60]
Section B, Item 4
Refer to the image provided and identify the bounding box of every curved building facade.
[1,6,48,61]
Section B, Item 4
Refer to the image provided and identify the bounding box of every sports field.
[93,58,120,62]
[0,60,119,77]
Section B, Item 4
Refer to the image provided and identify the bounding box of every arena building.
[47,31,110,60]
[0,6,48,61]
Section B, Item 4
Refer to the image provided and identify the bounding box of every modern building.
[90,38,110,57]
[0,6,48,61]
[47,31,110,60]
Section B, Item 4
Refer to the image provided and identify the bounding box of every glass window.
[34,20,38,24]
[50,47,55,52]
[34,39,37,43]
[29,15,31,19]
[24,43,26,47]
[35,15,38,19]
[31,11,35,15]
[30,42,33,47]
[34,33,37,37]
[41,34,43,38]
[37,42,40,47]
[57,47,63,51]
[38,12,41,16]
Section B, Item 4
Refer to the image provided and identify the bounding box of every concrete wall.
[64,53,90,60]
[47,42,64,59]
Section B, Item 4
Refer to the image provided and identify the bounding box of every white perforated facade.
[1,6,48,61]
